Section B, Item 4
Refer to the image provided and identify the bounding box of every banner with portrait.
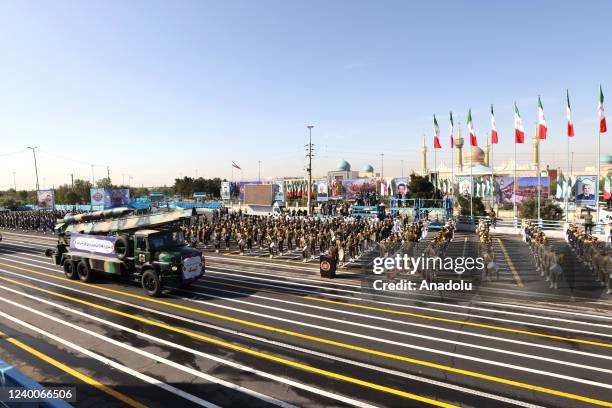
[341,178,377,200]
[90,188,131,207]
[495,177,550,204]
[317,179,329,202]
[273,180,285,204]
[220,182,231,200]
[457,176,473,197]
[37,189,54,209]
[575,175,598,205]
[392,177,409,199]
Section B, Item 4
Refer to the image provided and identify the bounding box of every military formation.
[566,223,612,294]
[0,210,76,233]
[523,223,565,289]
[477,219,499,280]
[181,212,428,265]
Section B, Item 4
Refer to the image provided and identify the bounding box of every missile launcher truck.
[45,207,204,297]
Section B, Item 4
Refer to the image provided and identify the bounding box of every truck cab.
[128,229,203,295]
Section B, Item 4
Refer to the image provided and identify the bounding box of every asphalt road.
[0,230,610,408]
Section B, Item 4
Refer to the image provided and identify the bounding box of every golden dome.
[465,146,485,165]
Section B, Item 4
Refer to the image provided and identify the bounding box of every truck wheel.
[63,262,78,280]
[142,270,162,297]
[76,261,94,283]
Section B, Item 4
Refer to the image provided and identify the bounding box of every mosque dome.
[337,159,351,171]
[601,154,612,164]
[465,146,486,165]
[361,164,374,172]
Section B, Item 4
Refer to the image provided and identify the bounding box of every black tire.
[63,261,78,280]
[114,236,129,260]
[76,260,93,282]
[141,270,162,297]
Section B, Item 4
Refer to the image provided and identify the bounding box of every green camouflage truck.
[45,207,204,296]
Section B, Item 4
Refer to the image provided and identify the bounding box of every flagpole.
[537,123,541,225]
[470,150,473,221]
[513,141,517,226]
[565,134,569,222]
[490,133,494,211]
[434,144,437,193]
[597,130,601,231]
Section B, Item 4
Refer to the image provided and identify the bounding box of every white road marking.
[2,252,612,363]
[0,309,221,408]
[0,281,544,408]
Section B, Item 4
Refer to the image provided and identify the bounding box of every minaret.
[484,132,491,167]
[455,125,464,172]
[421,135,428,175]
[531,125,539,170]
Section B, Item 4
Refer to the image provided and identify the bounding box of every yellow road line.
[202,278,612,349]
[0,270,610,407]
[0,330,147,408]
[0,275,457,408]
[496,238,524,287]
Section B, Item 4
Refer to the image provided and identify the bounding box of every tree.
[407,173,434,198]
[96,177,112,189]
[519,198,563,220]
[455,195,487,216]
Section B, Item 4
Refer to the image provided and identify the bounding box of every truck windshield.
[148,231,185,251]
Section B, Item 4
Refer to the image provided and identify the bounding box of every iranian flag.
[433,114,441,148]
[514,102,525,143]
[566,90,575,137]
[604,176,612,200]
[600,85,607,133]
[538,96,547,139]
[467,109,477,146]
[490,104,498,144]
[449,111,454,148]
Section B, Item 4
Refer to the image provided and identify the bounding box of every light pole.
[258,160,261,182]
[91,164,95,187]
[12,171,16,191]
[306,125,314,215]
[27,146,40,192]
[380,153,384,178]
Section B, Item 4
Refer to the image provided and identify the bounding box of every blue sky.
[0,0,611,189]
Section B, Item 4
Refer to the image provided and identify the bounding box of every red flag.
[449,111,454,148]
[514,102,525,143]
[567,90,575,137]
[537,96,548,139]
[600,85,607,133]
[433,115,441,148]
[467,109,477,146]
[490,104,498,144]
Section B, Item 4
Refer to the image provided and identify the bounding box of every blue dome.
[362,164,374,172]
[336,159,351,171]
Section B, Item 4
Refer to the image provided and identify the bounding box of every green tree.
[455,195,487,216]
[73,179,93,204]
[519,198,563,220]
[96,177,112,189]
[407,173,434,198]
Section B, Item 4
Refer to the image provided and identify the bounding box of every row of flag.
[432,86,608,149]
[286,179,314,198]
[554,173,612,200]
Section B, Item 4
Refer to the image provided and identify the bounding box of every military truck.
[45,207,203,296]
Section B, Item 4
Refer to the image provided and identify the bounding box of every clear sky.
[0,0,611,189]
